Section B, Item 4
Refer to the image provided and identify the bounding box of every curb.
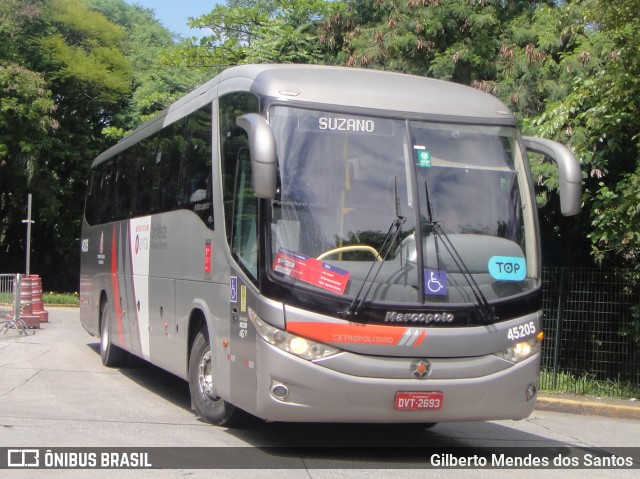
[536,394,640,420]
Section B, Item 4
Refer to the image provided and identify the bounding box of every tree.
[519,0,640,268]
[0,0,133,289]
[87,0,206,133]
[0,63,58,269]
[173,0,342,68]
[1,1,59,277]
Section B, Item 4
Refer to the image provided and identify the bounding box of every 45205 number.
[507,321,536,341]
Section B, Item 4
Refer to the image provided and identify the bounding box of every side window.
[220,92,259,280]
[112,153,133,221]
[152,127,180,214]
[85,104,213,224]
[97,160,113,224]
[233,149,259,278]
[178,104,213,228]
[85,168,98,225]
[85,158,121,225]
[131,141,154,217]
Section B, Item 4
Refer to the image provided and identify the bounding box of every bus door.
[227,274,258,411]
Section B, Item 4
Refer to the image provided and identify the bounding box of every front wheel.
[188,328,240,426]
[100,299,128,367]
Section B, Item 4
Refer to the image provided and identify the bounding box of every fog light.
[526,384,537,401]
[271,382,289,401]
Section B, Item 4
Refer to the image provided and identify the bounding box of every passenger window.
[178,106,213,227]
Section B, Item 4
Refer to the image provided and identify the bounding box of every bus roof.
[94,64,515,166]
[222,64,513,121]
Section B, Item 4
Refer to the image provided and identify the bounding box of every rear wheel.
[189,327,240,426]
[100,299,128,367]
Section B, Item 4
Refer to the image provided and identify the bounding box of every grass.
[1,291,79,306]
[43,292,79,306]
[540,369,639,399]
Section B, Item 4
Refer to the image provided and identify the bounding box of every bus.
[80,64,581,426]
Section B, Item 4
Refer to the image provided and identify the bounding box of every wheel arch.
[186,300,214,373]
[98,290,108,332]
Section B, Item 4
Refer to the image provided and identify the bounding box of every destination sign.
[297,113,395,136]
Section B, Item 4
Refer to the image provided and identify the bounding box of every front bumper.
[254,338,539,423]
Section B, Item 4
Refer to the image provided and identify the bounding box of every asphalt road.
[1,307,639,478]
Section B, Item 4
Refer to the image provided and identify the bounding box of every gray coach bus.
[80,64,581,426]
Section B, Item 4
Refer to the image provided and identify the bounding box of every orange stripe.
[287,321,424,346]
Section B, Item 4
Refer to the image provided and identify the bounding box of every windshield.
[267,106,538,307]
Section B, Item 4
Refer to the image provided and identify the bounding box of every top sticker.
[488,256,526,281]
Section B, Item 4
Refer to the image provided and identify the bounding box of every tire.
[100,299,128,367]
[188,327,240,426]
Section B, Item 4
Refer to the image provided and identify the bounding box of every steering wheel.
[316,245,382,262]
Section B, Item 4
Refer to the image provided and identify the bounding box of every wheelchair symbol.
[230,276,238,302]
[424,269,447,296]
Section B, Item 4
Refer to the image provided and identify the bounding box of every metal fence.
[0,274,17,319]
[540,267,640,397]
[0,273,29,335]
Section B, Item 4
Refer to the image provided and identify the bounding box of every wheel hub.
[198,350,220,401]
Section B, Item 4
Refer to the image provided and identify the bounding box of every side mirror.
[236,113,277,199]
[522,136,582,216]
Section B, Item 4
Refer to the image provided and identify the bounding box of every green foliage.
[0,0,203,290]
[39,33,131,95]
[0,0,133,289]
[540,369,639,398]
[43,291,80,306]
[590,172,640,265]
[87,0,206,131]
[520,0,640,269]
[0,1,59,271]
[177,0,342,67]
[39,0,132,101]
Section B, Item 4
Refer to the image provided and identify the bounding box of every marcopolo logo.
[488,256,526,281]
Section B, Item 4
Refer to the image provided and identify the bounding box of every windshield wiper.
[423,181,496,323]
[340,215,406,317]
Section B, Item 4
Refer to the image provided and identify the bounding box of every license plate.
[395,391,443,410]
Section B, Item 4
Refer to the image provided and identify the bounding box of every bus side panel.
[119,220,143,357]
[150,211,223,380]
[148,277,176,371]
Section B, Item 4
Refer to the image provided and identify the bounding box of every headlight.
[249,308,341,361]
[494,332,544,363]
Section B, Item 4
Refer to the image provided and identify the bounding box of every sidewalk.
[536,393,640,420]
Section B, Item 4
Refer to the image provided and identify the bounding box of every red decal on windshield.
[273,250,350,294]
